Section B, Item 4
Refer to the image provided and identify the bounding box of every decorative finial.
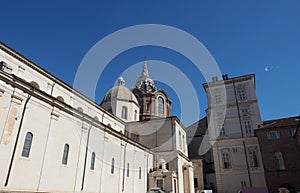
[117,76,125,86]
[142,58,149,77]
[135,57,156,92]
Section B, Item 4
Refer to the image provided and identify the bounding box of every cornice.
[0,42,125,125]
[203,74,255,91]
[0,71,154,154]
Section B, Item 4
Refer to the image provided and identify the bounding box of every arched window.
[127,163,130,177]
[90,152,95,170]
[21,132,33,157]
[111,158,115,174]
[121,106,127,119]
[158,96,164,114]
[62,144,69,165]
[56,96,64,103]
[135,94,139,102]
[30,81,40,90]
[134,110,137,121]
[77,107,83,113]
[146,103,150,112]
[139,167,142,179]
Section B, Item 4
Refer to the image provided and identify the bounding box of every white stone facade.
[203,75,267,193]
[0,43,153,193]
[0,42,194,193]
[126,117,194,193]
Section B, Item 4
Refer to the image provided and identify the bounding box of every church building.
[0,42,195,193]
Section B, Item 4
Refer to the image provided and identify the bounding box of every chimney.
[212,76,218,82]
[222,74,229,80]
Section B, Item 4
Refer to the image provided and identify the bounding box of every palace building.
[188,74,267,193]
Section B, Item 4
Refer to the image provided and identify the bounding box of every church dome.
[102,76,138,104]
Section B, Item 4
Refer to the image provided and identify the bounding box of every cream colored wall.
[127,118,188,156]
[0,47,152,193]
[80,126,104,193]
[0,85,27,188]
[127,117,194,193]
[205,76,266,193]
[212,137,266,193]
[0,49,125,134]
[127,118,174,151]
[115,100,139,122]
[177,155,193,193]
[191,159,204,191]
[38,110,83,192]
[175,121,188,156]
[0,82,151,193]
[213,141,266,193]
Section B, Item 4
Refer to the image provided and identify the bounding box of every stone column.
[183,162,195,193]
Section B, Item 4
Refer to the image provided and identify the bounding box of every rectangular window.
[182,135,185,152]
[238,89,246,100]
[216,111,223,117]
[232,147,238,153]
[111,158,115,174]
[267,131,280,139]
[274,152,285,170]
[240,181,247,188]
[90,152,95,170]
[219,124,225,136]
[127,163,130,177]
[215,94,221,104]
[156,179,163,189]
[289,129,296,137]
[221,149,231,169]
[179,131,182,150]
[194,178,198,188]
[241,107,249,114]
[248,146,259,167]
[244,120,252,133]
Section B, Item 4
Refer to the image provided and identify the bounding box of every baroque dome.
[102,76,138,104]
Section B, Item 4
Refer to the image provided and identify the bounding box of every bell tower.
[132,60,172,121]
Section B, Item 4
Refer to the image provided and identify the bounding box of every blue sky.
[1,1,299,126]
